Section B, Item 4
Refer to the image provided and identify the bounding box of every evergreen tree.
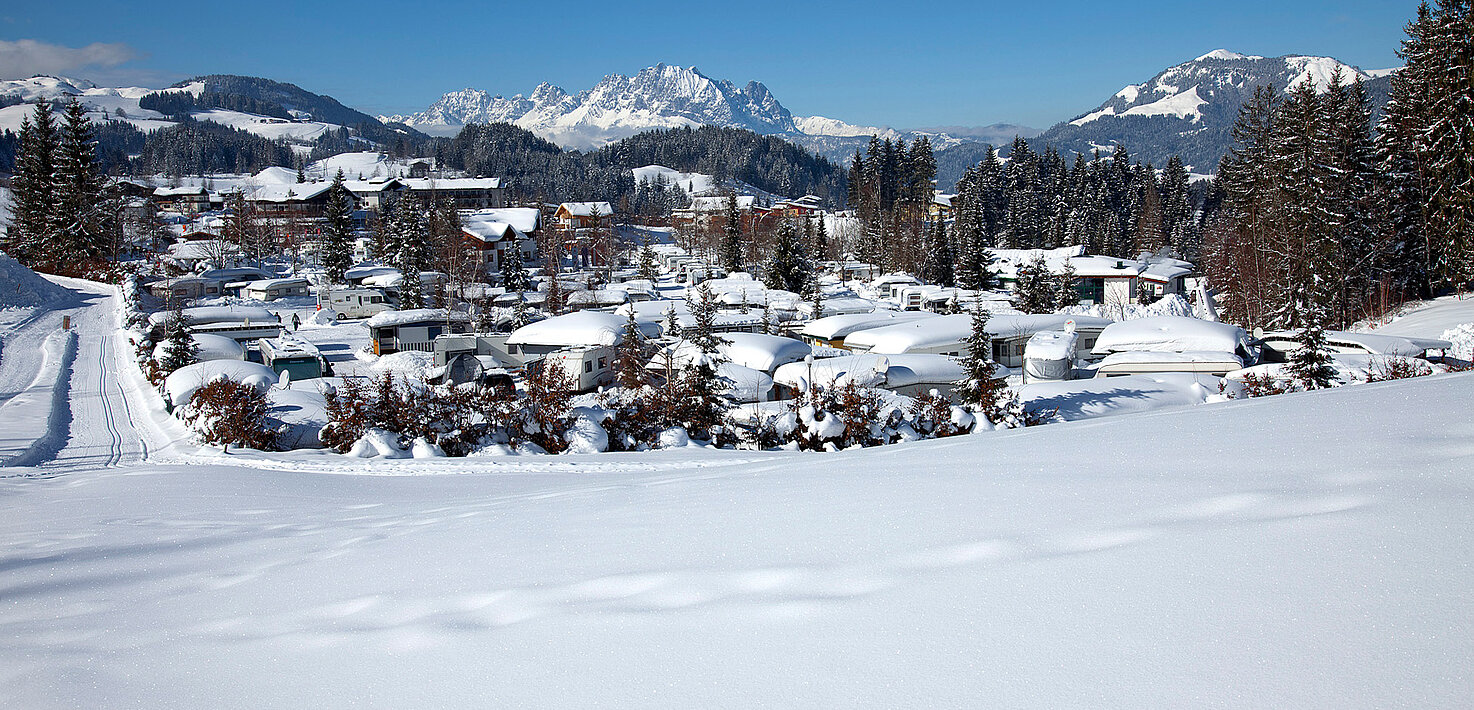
[920,219,955,287]
[1012,253,1056,314]
[614,309,651,390]
[320,169,356,284]
[1378,2,1439,300]
[677,283,733,442]
[813,215,830,261]
[160,305,200,375]
[1284,286,1338,390]
[500,247,532,292]
[55,98,112,269]
[952,302,1009,421]
[8,101,61,270]
[636,239,659,282]
[1053,259,1080,310]
[762,220,813,294]
[719,192,744,272]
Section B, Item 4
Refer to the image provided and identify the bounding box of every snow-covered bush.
[179,378,277,450]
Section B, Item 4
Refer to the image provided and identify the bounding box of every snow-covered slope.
[1,324,1471,708]
[0,75,343,143]
[1036,51,1398,171]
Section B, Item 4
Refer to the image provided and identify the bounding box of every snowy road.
[0,277,168,469]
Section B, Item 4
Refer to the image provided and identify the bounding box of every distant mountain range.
[2,50,1400,191]
[381,63,1039,165]
[1034,50,1397,173]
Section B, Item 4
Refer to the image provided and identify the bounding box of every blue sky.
[0,0,1421,130]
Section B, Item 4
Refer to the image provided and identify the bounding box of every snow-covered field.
[2,275,1473,708]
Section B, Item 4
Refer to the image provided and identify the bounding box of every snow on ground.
[1020,372,1217,422]
[2,337,1473,708]
[632,164,717,195]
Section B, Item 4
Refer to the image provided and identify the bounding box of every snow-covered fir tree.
[1012,253,1056,314]
[762,220,812,295]
[320,169,356,284]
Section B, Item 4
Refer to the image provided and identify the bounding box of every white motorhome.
[538,345,619,392]
[844,313,1112,368]
[318,288,393,320]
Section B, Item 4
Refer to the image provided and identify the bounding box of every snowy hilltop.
[1034,50,1398,171]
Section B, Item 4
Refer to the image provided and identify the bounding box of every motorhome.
[318,288,393,320]
[844,313,1112,368]
[536,345,619,392]
[257,337,329,380]
[243,278,311,302]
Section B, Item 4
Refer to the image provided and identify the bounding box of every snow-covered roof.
[364,309,471,329]
[802,311,936,341]
[163,360,279,408]
[464,207,539,234]
[247,182,332,203]
[1260,330,1449,357]
[153,186,208,197]
[659,333,812,374]
[847,314,1113,354]
[772,353,966,392]
[1093,316,1251,356]
[558,201,613,217]
[148,305,277,328]
[688,195,756,212]
[244,277,310,290]
[1024,330,1079,361]
[1097,350,1244,366]
[507,311,629,347]
[401,177,502,191]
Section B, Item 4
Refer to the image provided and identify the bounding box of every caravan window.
[597,357,607,369]
[584,361,593,373]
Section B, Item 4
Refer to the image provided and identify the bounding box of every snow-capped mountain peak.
[384,63,796,147]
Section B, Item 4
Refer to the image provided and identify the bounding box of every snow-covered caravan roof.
[153,186,208,197]
[661,333,812,374]
[244,277,310,290]
[802,311,937,341]
[163,360,279,408]
[464,207,539,234]
[364,309,471,329]
[1025,330,1079,361]
[1093,316,1251,356]
[199,267,274,282]
[344,265,399,282]
[148,305,277,328]
[847,314,1112,354]
[507,311,630,347]
[798,297,879,318]
[772,354,965,392]
[1261,330,1450,358]
[870,273,920,289]
[154,333,246,364]
[1096,350,1244,367]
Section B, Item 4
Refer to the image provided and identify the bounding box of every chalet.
[671,195,759,232]
[343,177,405,210]
[152,186,212,214]
[402,177,505,209]
[991,247,1195,307]
[245,182,333,221]
[460,208,540,275]
[771,195,824,218]
[554,201,615,230]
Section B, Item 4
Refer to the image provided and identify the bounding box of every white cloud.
[0,39,140,80]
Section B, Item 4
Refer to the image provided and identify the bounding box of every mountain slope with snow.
[1036,51,1397,171]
